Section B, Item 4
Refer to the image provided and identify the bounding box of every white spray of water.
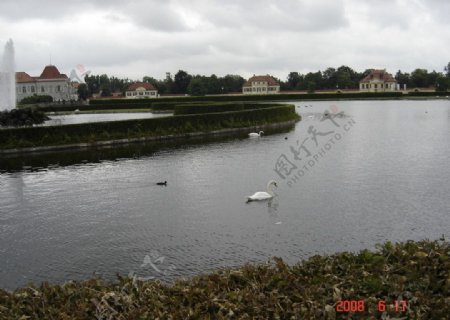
[0,39,16,111]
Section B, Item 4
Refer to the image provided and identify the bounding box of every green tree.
[307,81,316,93]
[435,75,449,91]
[395,70,411,88]
[77,83,88,101]
[323,68,337,89]
[410,68,429,88]
[187,77,207,96]
[445,62,450,78]
[287,72,301,89]
[174,70,192,94]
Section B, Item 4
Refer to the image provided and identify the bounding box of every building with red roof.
[242,75,280,94]
[359,69,397,92]
[15,65,78,102]
[125,82,158,99]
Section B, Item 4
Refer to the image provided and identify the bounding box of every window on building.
[57,85,61,92]
[31,86,35,93]
[374,84,378,89]
[22,86,26,93]
[41,87,45,93]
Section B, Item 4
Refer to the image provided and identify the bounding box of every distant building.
[125,82,158,98]
[359,69,397,92]
[16,65,78,102]
[242,75,280,94]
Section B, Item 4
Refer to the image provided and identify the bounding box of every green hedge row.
[407,91,449,96]
[89,92,404,106]
[173,102,290,115]
[0,105,298,149]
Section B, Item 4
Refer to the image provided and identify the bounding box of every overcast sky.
[1,0,449,81]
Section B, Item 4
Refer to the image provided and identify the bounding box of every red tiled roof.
[243,75,279,87]
[39,65,68,80]
[16,72,35,83]
[360,69,396,83]
[127,82,156,91]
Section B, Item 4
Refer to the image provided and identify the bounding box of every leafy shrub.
[19,95,53,105]
[0,108,50,127]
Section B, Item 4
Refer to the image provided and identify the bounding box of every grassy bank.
[0,240,448,319]
[0,104,298,150]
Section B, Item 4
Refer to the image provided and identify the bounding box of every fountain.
[0,39,16,111]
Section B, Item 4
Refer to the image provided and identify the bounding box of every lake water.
[1,100,449,289]
[43,112,172,126]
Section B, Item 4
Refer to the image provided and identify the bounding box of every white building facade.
[359,69,397,92]
[242,75,280,94]
[126,82,158,98]
[16,65,78,102]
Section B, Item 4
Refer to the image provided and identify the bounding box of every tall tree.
[187,77,207,96]
[445,62,450,78]
[410,68,429,88]
[287,72,301,90]
[173,70,192,94]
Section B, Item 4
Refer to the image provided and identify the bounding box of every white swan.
[246,180,278,202]
[248,131,264,137]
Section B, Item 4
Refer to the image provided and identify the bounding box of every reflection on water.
[0,100,449,289]
[43,112,172,126]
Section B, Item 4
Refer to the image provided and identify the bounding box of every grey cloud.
[185,0,348,32]
[0,0,188,32]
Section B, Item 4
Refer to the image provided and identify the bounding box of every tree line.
[77,62,450,99]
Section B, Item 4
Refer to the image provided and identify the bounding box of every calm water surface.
[1,100,449,289]
[43,112,171,126]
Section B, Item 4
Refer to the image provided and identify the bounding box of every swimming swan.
[247,180,278,202]
[248,131,264,137]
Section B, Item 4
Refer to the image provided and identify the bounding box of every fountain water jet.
[0,39,16,111]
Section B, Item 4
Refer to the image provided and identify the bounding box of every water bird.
[248,131,264,137]
[284,137,288,140]
[246,180,278,202]
[156,181,167,186]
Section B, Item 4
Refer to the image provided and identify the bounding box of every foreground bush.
[0,108,50,127]
[0,240,448,319]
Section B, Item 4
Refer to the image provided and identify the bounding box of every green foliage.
[90,91,404,107]
[435,76,449,92]
[187,78,208,96]
[174,102,245,115]
[77,84,88,101]
[19,95,53,105]
[0,240,447,319]
[407,91,449,96]
[173,70,192,94]
[0,108,50,127]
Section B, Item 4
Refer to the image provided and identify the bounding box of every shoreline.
[0,119,296,155]
[0,239,447,319]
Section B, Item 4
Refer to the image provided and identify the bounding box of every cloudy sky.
[0,0,449,81]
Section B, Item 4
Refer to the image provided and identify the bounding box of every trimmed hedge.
[174,102,291,115]
[89,92,404,106]
[407,91,449,96]
[0,104,298,149]
[19,95,53,105]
